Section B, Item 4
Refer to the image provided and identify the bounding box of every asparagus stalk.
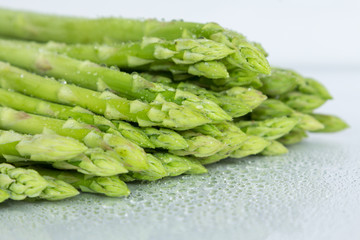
[0,39,232,123]
[0,188,10,203]
[0,62,210,130]
[42,38,234,68]
[30,167,130,197]
[0,8,270,74]
[310,113,349,133]
[280,92,326,113]
[0,130,87,162]
[234,117,299,140]
[38,176,79,201]
[260,140,288,156]
[0,163,48,200]
[0,106,147,172]
[278,128,308,145]
[142,73,267,118]
[230,135,270,158]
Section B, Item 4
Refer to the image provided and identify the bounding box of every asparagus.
[260,140,288,156]
[310,113,349,133]
[230,135,270,158]
[0,130,87,162]
[42,38,234,69]
[170,131,225,158]
[0,87,192,150]
[0,8,270,74]
[38,176,79,201]
[0,106,147,172]
[0,163,48,200]
[234,117,298,140]
[298,78,332,100]
[280,92,326,113]
[0,62,210,130]
[278,128,308,145]
[251,99,324,131]
[0,39,232,123]
[142,73,267,118]
[0,188,10,203]
[31,167,130,197]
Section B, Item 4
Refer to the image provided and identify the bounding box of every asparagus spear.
[0,39,232,123]
[30,167,130,197]
[0,106,147,172]
[310,113,349,133]
[0,188,9,203]
[234,117,298,140]
[38,176,79,201]
[0,9,270,74]
[142,73,267,118]
[0,62,210,130]
[280,92,326,113]
[230,135,270,158]
[0,130,87,162]
[278,128,308,145]
[260,140,288,156]
[0,163,48,200]
[170,131,225,158]
[42,38,234,68]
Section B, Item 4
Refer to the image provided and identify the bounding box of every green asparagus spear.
[280,92,326,113]
[0,106,147,172]
[111,121,154,148]
[170,131,225,158]
[230,135,270,158]
[125,154,168,181]
[0,39,231,122]
[0,188,9,203]
[298,78,332,100]
[0,62,210,130]
[0,163,48,200]
[38,176,79,201]
[310,113,349,133]
[260,140,288,156]
[0,9,270,74]
[42,38,234,67]
[278,128,308,145]
[235,117,298,140]
[31,167,130,197]
[0,130,87,161]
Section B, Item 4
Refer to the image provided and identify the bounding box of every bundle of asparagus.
[0,8,348,203]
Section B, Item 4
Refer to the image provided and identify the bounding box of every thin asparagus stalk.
[0,106,147,172]
[310,113,349,133]
[0,188,10,203]
[260,140,288,156]
[0,8,270,74]
[30,167,130,197]
[0,163,48,200]
[142,127,188,150]
[280,92,326,113]
[0,130,87,162]
[0,62,210,130]
[38,176,79,201]
[0,39,232,123]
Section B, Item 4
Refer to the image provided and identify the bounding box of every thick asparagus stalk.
[0,62,210,130]
[0,106,147,172]
[0,39,232,123]
[230,135,270,158]
[0,188,10,203]
[310,113,349,133]
[0,8,270,74]
[0,130,87,162]
[30,167,130,197]
[278,128,308,145]
[38,176,79,201]
[0,163,48,200]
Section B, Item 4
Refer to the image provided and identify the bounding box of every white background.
[0,0,359,71]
